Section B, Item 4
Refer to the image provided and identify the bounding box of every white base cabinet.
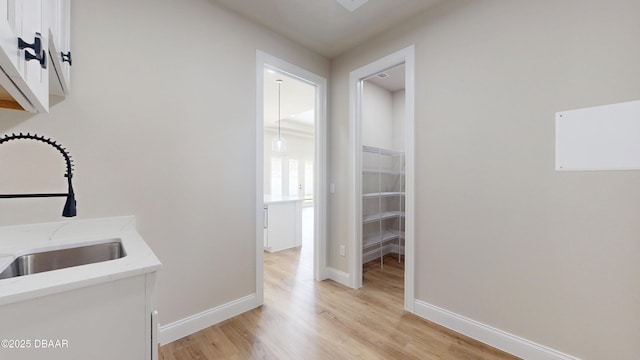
[264,199,302,253]
[0,273,158,360]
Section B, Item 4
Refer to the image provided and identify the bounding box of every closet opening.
[361,65,406,284]
[349,46,415,311]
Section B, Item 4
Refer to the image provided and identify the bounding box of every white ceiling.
[366,64,405,92]
[212,0,442,58]
[264,69,315,135]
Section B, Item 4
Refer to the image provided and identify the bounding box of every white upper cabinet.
[0,0,71,113]
[46,0,70,96]
[0,0,49,112]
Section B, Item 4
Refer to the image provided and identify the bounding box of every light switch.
[330,183,335,193]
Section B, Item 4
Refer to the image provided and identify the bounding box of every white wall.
[361,83,406,153]
[330,1,640,359]
[362,81,393,149]
[0,0,329,330]
[392,90,405,151]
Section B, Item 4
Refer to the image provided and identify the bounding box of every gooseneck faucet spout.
[0,133,77,217]
[62,176,76,217]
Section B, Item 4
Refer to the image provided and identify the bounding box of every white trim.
[327,267,351,288]
[348,66,362,289]
[159,294,258,345]
[256,50,329,307]
[348,45,416,312]
[348,68,360,289]
[413,300,582,360]
[403,46,416,312]
[256,52,266,306]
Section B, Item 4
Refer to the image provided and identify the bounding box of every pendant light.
[272,79,287,152]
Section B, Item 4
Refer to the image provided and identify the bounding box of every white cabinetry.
[0,217,161,360]
[264,198,302,253]
[0,0,71,112]
[45,0,70,95]
[362,145,405,266]
[0,0,49,112]
[0,273,159,360]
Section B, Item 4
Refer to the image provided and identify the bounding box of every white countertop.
[0,216,161,306]
[264,195,305,204]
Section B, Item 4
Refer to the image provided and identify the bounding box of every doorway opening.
[361,64,406,277]
[256,51,327,306]
[349,46,415,311]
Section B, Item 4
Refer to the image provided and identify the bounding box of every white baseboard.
[159,293,258,345]
[413,300,581,360]
[327,267,351,287]
[158,279,578,359]
[362,243,406,264]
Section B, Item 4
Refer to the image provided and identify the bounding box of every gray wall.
[0,0,329,328]
[329,1,640,359]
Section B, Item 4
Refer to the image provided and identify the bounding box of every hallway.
[159,228,518,359]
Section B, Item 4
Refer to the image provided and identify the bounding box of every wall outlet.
[339,245,345,256]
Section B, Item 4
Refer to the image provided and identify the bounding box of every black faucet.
[0,133,76,217]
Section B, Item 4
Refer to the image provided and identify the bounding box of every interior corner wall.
[0,0,329,330]
[329,1,640,359]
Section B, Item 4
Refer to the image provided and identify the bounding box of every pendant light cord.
[277,79,282,140]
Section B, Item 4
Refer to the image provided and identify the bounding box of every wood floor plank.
[160,250,520,360]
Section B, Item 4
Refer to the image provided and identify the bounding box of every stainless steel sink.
[0,241,125,280]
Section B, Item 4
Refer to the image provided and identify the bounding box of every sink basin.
[0,241,126,280]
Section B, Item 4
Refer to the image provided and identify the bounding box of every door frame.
[348,45,415,311]
[255,50,328,305]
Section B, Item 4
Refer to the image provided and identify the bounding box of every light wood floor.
[160,248,519,360]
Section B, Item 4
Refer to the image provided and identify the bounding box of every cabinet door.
[0,276,148,360]
[46,0,70,95]
[19,0,48,111]
[266,202,297,252]
[0,0,48,112]
[0,1,22,109]
[0,1,20,74]
[0,0,28,110]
